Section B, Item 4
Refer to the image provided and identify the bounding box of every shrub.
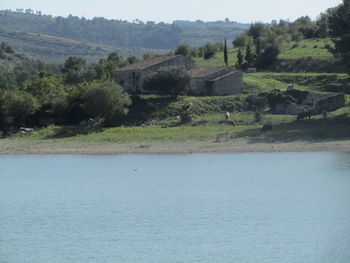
[143,67,191,98]
[203,43,217,60]
[1,90,39,128]
[82,81,131,126]
[175,44,190,57]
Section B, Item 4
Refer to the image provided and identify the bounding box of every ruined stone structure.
[246,89,346,115]
[189,67,243,96]
[113,55,243,96]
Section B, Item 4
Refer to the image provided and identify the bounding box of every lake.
[1,153,350,263]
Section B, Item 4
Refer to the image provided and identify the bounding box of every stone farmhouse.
[113,55,243,96]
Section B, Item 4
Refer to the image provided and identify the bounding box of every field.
[194,38,339,72]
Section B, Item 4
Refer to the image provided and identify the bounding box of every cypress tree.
[224,38,228,66]
[244,44,254,67]
[255,38,261,58]
[236,49,244,69]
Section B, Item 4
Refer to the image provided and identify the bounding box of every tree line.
[0,10,247,50]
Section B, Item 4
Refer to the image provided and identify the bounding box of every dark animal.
[261,124,273,133]
[297,111,311,120]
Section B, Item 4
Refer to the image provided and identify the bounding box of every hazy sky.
[1,0,343,23]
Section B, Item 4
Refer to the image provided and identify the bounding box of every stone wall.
[114,71,142,93]
[190,68,233,95]
[271,92,346,115]
[208,71,243,95]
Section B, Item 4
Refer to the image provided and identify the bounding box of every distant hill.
[0,30,167,63]
[0,10,249,50]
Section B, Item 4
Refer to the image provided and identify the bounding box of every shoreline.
[1,139,350,154]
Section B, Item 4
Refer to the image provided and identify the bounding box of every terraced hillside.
[0,31,167,63]
[194,38,345,73]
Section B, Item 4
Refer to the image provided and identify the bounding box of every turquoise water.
[1,153,350,263]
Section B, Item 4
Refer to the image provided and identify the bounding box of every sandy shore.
[1,139,350,154]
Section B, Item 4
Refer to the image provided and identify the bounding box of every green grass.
[194,49,239,68]
[278,38,333,60]
[194,38,336,70]
[5,104,349,145]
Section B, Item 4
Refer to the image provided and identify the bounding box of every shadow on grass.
[42,125,103,139]
[121,95,177,125]
[234,114,350,143]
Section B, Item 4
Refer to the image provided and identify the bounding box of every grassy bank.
[1,71,349,147]
[3,102,349,147]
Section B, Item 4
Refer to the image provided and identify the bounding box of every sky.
[0,0,343,23]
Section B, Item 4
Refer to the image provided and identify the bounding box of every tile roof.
[116,55,180,71]
[189,66,232,78]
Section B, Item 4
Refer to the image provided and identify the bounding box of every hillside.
[0,42,59,86]
[194,38,346,73]
[0,30,168,63]
[0,10,249,51]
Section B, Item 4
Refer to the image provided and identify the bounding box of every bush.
[82,81,131,126]
[175,44,190,57]
[1,90,39,128]
[143,67,191,98]
[203,43,217,60]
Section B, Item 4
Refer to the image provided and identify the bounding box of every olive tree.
[82,81,131,126]
[143,67,191,98]
[1,90,39,129]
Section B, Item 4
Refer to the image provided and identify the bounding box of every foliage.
[127,56,140,65]
[62,56,87,84]
[244,44,255,68]
[224,38,228,66]
[107,51,127,67]
[175,44,190,57]
[203,43,217,60]
[328,0,350,74]
[143,67,191,98]
[236,49,244,69]
[0,41,60,86]
[232,34,252,48]
[82,81,131,126]
[22,75,65,104]
[0,89,39,128]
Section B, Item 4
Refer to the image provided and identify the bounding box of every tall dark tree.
[244,44,255,68]
[328,0,350,74]
[62,56,87,84]
[248,23,267,43]
[224,38,228,66]
[255,38,261,58]
[236,49,244,69]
